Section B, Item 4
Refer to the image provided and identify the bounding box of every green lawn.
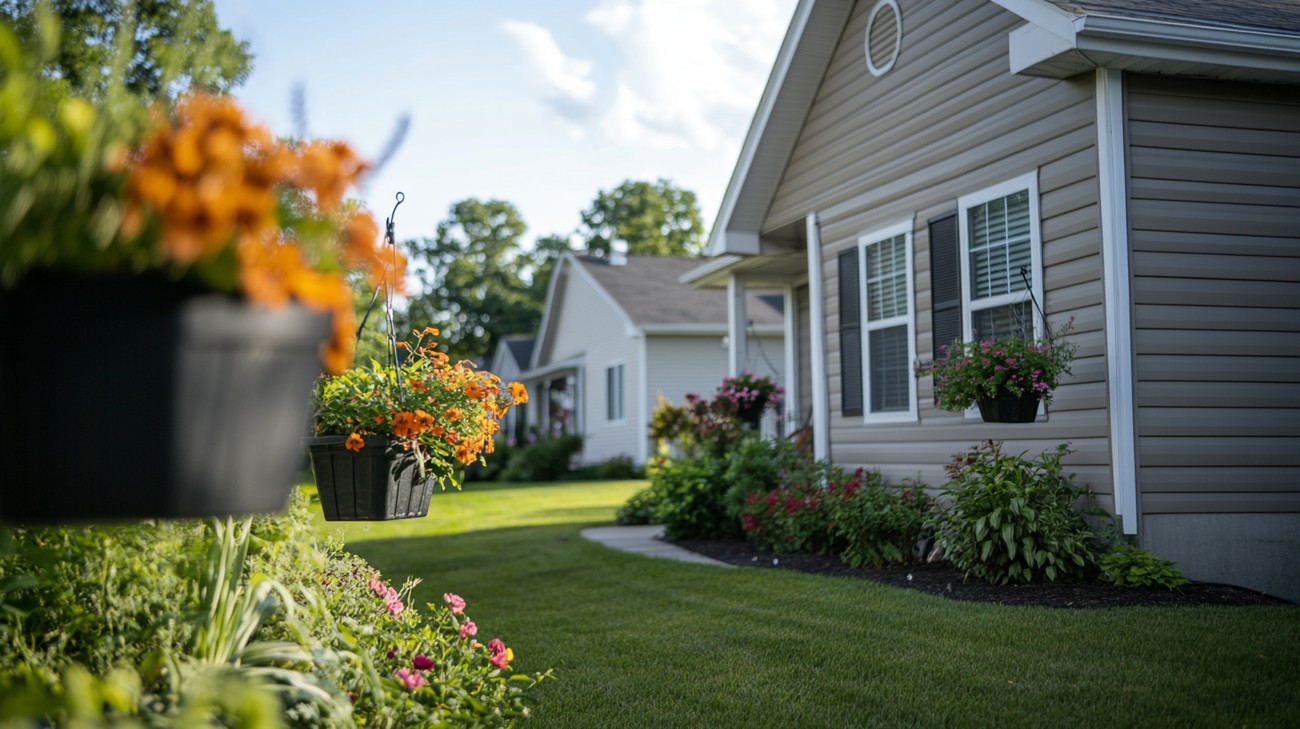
[309,480,1300,729]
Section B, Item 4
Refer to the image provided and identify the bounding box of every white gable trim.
[532,254,642,369]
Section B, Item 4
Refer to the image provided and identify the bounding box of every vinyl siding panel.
[541,265,641,465]
[1126,74,1300,517]
[772,0,1106,492]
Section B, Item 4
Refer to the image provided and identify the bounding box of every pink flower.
[444,593,466,614]
[488,639,512,669]
[386,598,405,616]
[394,667,426,690]
[368,575,385,595]
[412,655,434,670]
[459,620,478,638]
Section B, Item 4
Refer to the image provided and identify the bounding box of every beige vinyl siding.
[765,0,1108,497]
[1126,74,1300,516]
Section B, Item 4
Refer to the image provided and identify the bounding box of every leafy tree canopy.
[403,199,543,364]
[579,178,704,258]
[0,0,253,101]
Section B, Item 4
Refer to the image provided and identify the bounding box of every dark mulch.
[669,537,1293,609]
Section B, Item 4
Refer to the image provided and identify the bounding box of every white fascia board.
[520,355,585,382]
[680,255,744,286]
[529,254,570,370]
[991,0,1081,42]
[706,0,817,258]
[1009,22,1079,75]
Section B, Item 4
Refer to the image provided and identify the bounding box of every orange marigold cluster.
[126,94,404,374]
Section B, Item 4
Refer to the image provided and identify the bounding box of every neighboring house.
[526,253,786,465]
[486,334,534,444]
[687,0,1300,599]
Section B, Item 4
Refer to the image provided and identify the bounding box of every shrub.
[721,436,817,523]
[651,456,735,540]
[0,491,551,726]
[738,479,837,554]
[824,472,933,568]
[1099,544,1189,589]
[500,432,583,482]
[596,455,644,480]
[615,486,662,526]
[929,441,1100,584]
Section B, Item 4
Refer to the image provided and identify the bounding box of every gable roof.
[706,0,1300,259]
[575,255,784,328]
[504,336,535,369]
[531,253,784,368]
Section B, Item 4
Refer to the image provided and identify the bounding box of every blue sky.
[212,0,797,249]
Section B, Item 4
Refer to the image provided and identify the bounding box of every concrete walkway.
[580,525,732,567]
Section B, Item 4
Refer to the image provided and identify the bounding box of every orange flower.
[445,407,462,422]
[414,409,435,431]
[345,433,365,452]
[508,382,528,404]
[454,444,472,464]
[392,412,419,438]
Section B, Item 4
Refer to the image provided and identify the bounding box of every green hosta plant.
[929,441,1101,584]
[1100,544,1189,589]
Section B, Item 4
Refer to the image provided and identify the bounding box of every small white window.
[958,172,1044,343]
[858,221,917,423]
[605,363,625,422]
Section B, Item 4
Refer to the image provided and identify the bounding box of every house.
[525,253,787,465]
[687,0,1300,599]
[487,334,534,443]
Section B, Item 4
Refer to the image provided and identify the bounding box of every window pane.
[972,302,1032,341]
[865,234,907,321]
[869,325,909,412]
[968,190,1031,301]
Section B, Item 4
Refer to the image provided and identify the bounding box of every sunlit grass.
[305,480,1300,729]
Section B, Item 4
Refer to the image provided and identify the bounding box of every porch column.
[727,273,748,376]
[805,213,829,462]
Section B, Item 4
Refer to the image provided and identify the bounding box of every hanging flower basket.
[306,436,435,521]
[976,389,1041,423]
[0,274,330,522]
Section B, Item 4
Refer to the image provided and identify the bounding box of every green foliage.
[404,198,543,363]
[500,432,584,482]
[1100,544,1189,589]
[615,486,661,526]
[720,436,817,523]
[0,0,252,101]
[824,474,932,568]
[0,492,552,726]
[929,441,1100,584]
[648,456,734,540]
[923,321,1076,412]
[737,479,837,555]
[579,179,704,258]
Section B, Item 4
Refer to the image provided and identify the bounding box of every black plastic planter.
[0,274,330,522]
[306,436,435,521]
[976,390,1042,423]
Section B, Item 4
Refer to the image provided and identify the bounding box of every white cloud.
[500,20,599,126]
[586,0,796,151]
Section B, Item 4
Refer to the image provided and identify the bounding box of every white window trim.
[605,362,626,424]
[957,171,1045,343]
[957,172,1046,420]
[857,220,918,424]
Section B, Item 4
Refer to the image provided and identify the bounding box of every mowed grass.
[307,480,1300,729]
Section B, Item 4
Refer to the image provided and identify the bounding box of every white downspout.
[805,213,830,462]
[1097,67,1139,535]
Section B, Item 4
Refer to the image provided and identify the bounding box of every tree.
[404,199,542,364]
[0,0,253,101]
[521,233,575,303]
[579,178,705,258]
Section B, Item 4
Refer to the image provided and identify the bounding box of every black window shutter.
[929,211,962,358]
[838,248,863,417]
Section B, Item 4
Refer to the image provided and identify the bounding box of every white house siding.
[1125,74,1300,598]
[541,263,642,465]
[764,0,1111,500]
[645,333,786,442]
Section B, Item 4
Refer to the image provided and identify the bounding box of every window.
[605,363,625,422]
[857,221,917,422]
[958,173,1043,343]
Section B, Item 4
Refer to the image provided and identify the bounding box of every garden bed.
[670,537,1292,609]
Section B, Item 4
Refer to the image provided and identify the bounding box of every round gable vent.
[864,0,902,77]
